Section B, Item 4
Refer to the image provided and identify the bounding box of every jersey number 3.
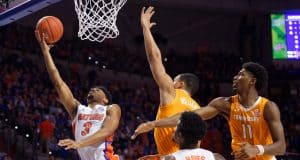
[81,122,92,136]
[242,124,253,139]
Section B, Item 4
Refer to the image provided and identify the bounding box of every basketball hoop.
[74,0,127,42]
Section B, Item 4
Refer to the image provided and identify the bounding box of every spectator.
[39,115,55,154]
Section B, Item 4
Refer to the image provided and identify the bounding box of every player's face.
[87,87,107,104]
[173,75,183,89]
[232,68,255,94]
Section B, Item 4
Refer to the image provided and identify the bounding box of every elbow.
[54,81,63,89]
[94,130,113,145]
[101,131,110,138]
[103,129,115,138]
[147,53,159,62]
[277,141,286,155]
[147,49,161,60]
[280,142,286,155]
[147,55,155,63]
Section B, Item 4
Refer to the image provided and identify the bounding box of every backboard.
[0,0,62,26]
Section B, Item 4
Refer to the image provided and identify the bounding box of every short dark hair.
[177,111,207,145]
[242,62,268,91]
[178,73,199,95]
[92,86,112,105]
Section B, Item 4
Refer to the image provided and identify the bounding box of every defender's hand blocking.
[131,121,155,139]
[141,6,156,29]
[35,30,53,53]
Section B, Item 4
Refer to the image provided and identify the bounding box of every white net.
[74,0,127,42]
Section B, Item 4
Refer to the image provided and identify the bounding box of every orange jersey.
[154,89,200,155]
[229,95,275,160]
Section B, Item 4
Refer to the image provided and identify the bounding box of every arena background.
[0,0,299,159]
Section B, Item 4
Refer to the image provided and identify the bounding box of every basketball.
[36,16,64,44]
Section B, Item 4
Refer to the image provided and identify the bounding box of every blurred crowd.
[0,24,299,160]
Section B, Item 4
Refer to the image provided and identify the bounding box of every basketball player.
[162,111,225,160]
[35,31,121,160]
[137,6,201,158]
[132,62,286,160]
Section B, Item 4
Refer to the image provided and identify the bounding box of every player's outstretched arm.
[141,6,174,104]
[35,31,79,119]
[131,98,222,139]
[131,113,179,140]
[263,101,286,155]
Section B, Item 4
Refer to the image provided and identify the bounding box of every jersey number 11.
[242,124,253,139]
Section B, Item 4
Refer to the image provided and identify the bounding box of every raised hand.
[35,30,53,53]
[131,121,155,140]
[140,6,157,29]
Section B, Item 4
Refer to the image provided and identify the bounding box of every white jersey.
[162,148,215,160]
[72,104,117,160]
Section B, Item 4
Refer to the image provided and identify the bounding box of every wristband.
[256,145,264,155]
